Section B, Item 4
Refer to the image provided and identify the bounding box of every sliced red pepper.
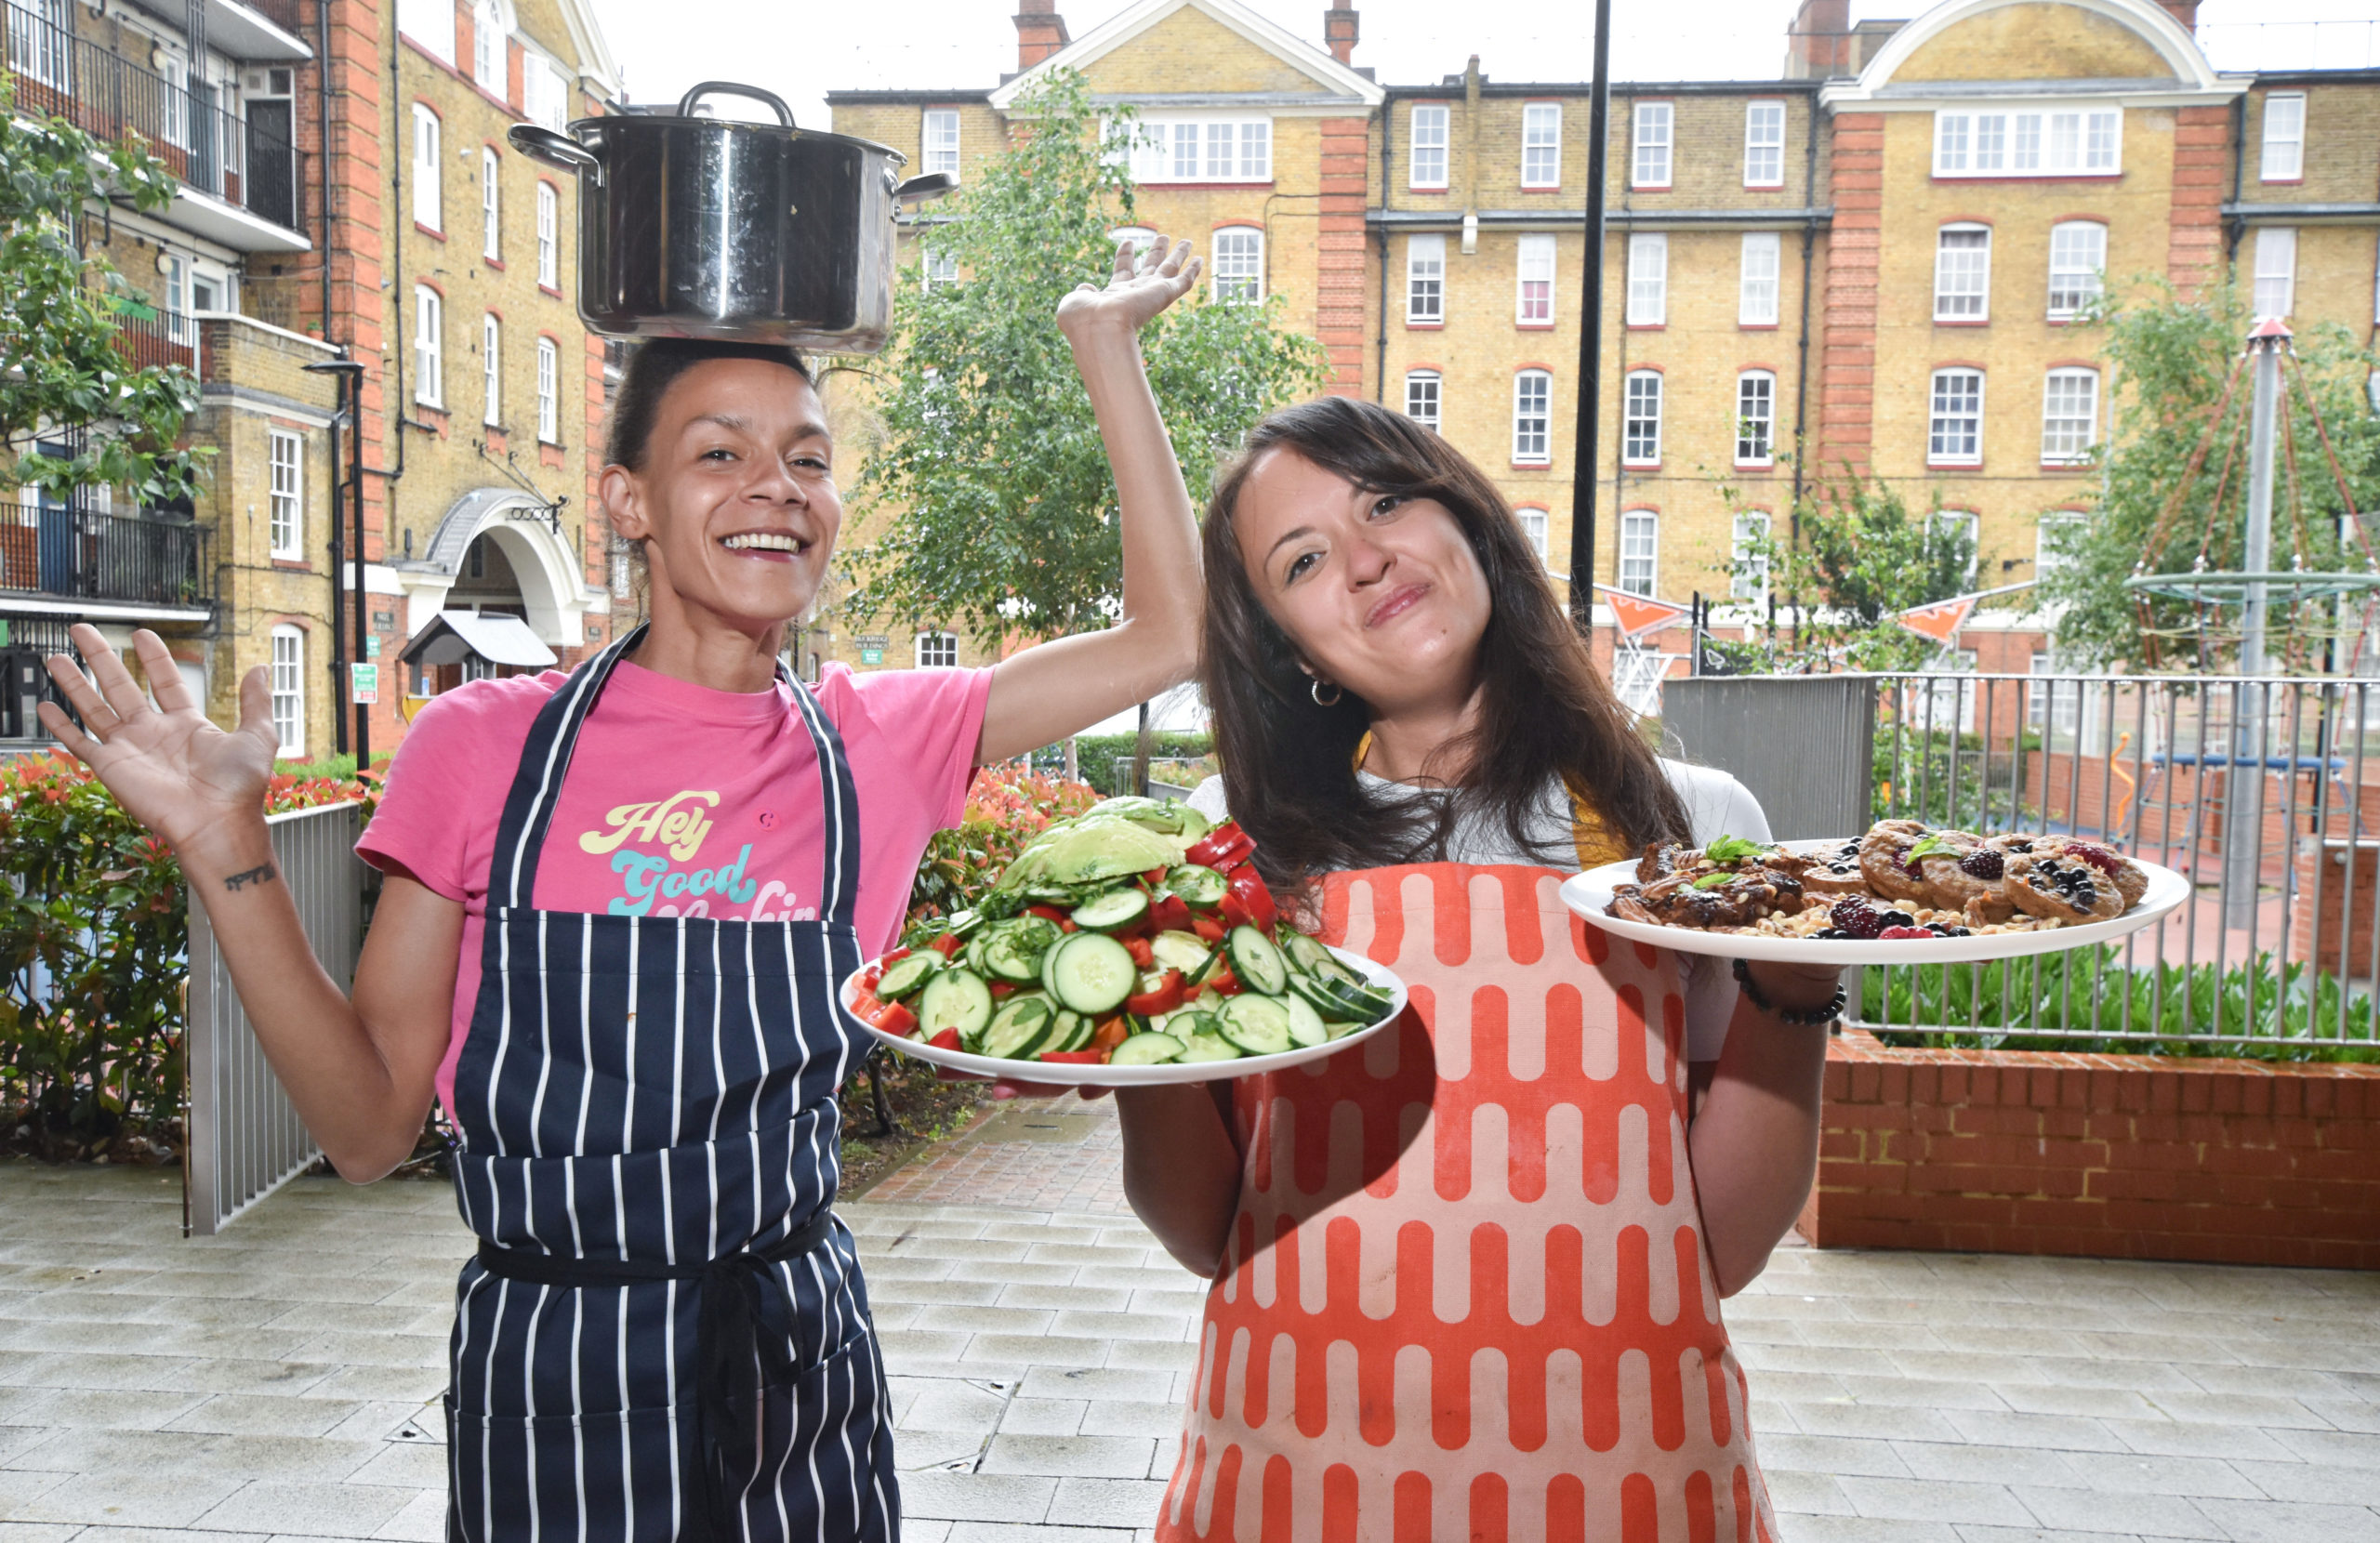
[877,1002,919,1037]
[929,932,963,959]
[1026,904,1069,924]
[1220,894,1252,930]
[850,989,884,1021]
[1143,866,1170,886]
[1124,936,1155,969]
[1183,822,1247,869]
[1091,1017,1130,1051]
[927,1026,961,1051]
[1191,916,1226,943]
[1226,867,1277,931]
[1037,1048,1107,1064]
[1125,968,1184,1017]
[988,981,1017,999]
[880,946,912,965]
[1147,894,1193,934]
[1205,959,1242,996]
[859,965,883,992]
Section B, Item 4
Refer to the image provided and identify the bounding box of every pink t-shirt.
[357,658,994,1114]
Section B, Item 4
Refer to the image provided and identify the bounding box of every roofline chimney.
[1324,5,1358,66]
[1015,0,1069,71]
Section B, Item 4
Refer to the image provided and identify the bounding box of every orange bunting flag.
[1598,587,1688,641]
[1893,593,1980,646]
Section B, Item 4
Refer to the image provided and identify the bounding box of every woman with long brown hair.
[1118,397,1837,1541]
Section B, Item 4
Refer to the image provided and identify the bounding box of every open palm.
[1055,234,1203,338]
[38,624,280,851]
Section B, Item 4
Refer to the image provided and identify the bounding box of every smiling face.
[599,357,840,634]
[1230,446,1492,718]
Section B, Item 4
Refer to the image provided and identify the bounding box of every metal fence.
[185,801,365,1235]
[0,508,209,608]
[1671,672,2380,1054]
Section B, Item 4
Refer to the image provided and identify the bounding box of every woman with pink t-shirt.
[36,238,1210,1543]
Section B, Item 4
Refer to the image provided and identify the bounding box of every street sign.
[364,634,381,659]
[856,634,889,666]
[350,663,379,705]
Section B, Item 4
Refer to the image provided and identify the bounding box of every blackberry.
[1880,910,1917,929]
[1831,897,1884,939]
[1958,849,2004,880]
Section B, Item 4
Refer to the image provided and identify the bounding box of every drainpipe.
[2223,91,2247,263]
[1460,57,1480,256]
[1789,84,1820,651]
[317,0,332,339]
[1566,14,1612,633]
[1374,90,1394,404]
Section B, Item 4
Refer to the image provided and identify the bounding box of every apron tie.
[474,1209,839,1543]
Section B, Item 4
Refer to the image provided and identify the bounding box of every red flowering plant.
[0,752,373,1153]
[904,764,1098,939]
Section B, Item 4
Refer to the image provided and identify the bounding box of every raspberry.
[2068,843,2123,877]
[1958,849,2004,879]
[1878,926,1935,940]
[1831,897,1883,939]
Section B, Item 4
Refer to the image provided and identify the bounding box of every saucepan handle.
[508,124,597,173]
[892,172,958,205]
[678,81,796,127]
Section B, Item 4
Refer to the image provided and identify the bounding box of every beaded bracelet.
[1730,956,1845,1027]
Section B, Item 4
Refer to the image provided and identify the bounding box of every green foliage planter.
[0,754,372,1153]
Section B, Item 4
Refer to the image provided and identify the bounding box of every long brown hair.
[1200,397,1687,889]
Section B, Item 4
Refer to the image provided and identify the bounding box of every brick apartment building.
[3,0,620,761]
[827,0,2380,692]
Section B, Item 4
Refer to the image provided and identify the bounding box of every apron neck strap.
[483,623,861,930]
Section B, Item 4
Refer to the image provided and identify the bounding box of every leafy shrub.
[906,764,1099,929]
[1070,731,1214,797]
[0,753,374,1148]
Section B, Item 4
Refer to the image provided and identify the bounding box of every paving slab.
[0,1094,2368,1541]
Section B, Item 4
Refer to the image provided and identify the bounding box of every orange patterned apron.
[1156,863,1777,1543]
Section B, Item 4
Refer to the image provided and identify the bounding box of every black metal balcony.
[112,309,197,373]
[0,508,211,610]
[3,4,305,237]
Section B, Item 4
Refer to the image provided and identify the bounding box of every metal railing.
[0,508,209,607]
[113,309,197,373]
[3,3,305,236]
[185,801,364,1234]
[1670,672,2380,1053]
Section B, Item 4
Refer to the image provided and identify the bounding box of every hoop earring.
[1310,678,1342,708]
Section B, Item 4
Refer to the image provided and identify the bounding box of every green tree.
[0,77,209,507]
[2034,281,2380,671]
[842,71,1328,646]
[1727,468,1978,671]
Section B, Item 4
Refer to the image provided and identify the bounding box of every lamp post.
[302,357,369,770]
[1565,0,1614,638]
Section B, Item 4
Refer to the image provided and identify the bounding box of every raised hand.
[1055,234,1203,341]
[37,623,279,852]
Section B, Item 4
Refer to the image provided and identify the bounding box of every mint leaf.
[1692,873,1739,890]
[1703,835,1769,865]
[1907,834,1958,864]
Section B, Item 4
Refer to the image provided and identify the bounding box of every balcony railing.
[0,508,210,609]
[112,309,197,373]
[3,3,304,236]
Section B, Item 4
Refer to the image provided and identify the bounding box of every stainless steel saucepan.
[509,81,954,351]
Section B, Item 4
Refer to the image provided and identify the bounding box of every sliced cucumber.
[1176,1033,1242,1063]
[1149,930,1212,975]
[1168,1009,1220,1043]
[1289,973,1360,1022]
[1281,932,1338,980]
[1225,926,1289,996]
[1164,864,1228,908]
[1284,993,1329,1049]
[946,910,986,938]
[1322,975,1395,1022]
[1048,1009,1082,1054]
[1050,932,1137,1017]
[1219,995,1293,1057]
[919,969,994,1044]
[978,995,1054,1059]
[1071,887,1151,933]
[1110,1032,1184,1066]
[980,927,1045,983]
[875,954,941,1002]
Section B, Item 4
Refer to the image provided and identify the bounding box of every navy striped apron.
[442,626,898,1543]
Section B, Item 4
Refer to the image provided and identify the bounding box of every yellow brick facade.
[822,0,2376,659]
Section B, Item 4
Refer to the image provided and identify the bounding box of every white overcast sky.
[585,0,2379,123]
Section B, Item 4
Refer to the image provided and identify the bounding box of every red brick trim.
[1739,362,1780,376]
[416,222,447,242]
[1931,359,1988,374]
[1515,362,1559,375]
[1405,362,1444,374]
[2168,105,2230,299]
[1315,115,1369,397]
[1622,362,1665,376]
[2043,358,2098,373]
[2052,212,2110,227]
[1799,1030,2380,1269]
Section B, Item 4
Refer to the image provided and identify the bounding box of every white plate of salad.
[841,797,1408,1086]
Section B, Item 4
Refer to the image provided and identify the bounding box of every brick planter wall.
[1798,1029,2380,1269]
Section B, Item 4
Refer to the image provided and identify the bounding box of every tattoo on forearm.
[222,864,277,892]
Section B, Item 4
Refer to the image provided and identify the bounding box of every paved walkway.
[0,1099,2371,1542]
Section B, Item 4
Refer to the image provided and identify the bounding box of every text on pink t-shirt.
[357,658,993,1114]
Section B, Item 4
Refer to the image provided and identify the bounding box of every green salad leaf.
[1703,835,1770,866]
[1691,872,1740,890]
[1906,833,1958,864]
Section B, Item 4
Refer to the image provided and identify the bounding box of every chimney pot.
[1014,0,1069,71]
[2155,0,2200,32]
[1323,5,1358,66]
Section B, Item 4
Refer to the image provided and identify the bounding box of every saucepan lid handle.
[677,81,797,127]
[892,172,957,205]
[508,123,598,173]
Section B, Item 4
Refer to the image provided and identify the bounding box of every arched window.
[482,147,501,261]
[1403,370,1441,431]
[916,632,959,669]
[2041,367,2099,465]
[1934,223,1990,321]
[1515,234,1555,325]
[1512,370,1552,464]
[536,336,560,443]
[1212,227,1262,305]
[411,104,442,231]
[1731,510,1771,605]
[1735,370,1776,467]
[536,183,559,288]
[1618,508,1659,597]
[471,0,507,95]
[1514,506,1549,562]
[414,286,443,406]
[269,626,304,757]
[483,313,501,427]
[1622,369,1661,468]
[1927,367,1983,467]
[2047,221,2105,320]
